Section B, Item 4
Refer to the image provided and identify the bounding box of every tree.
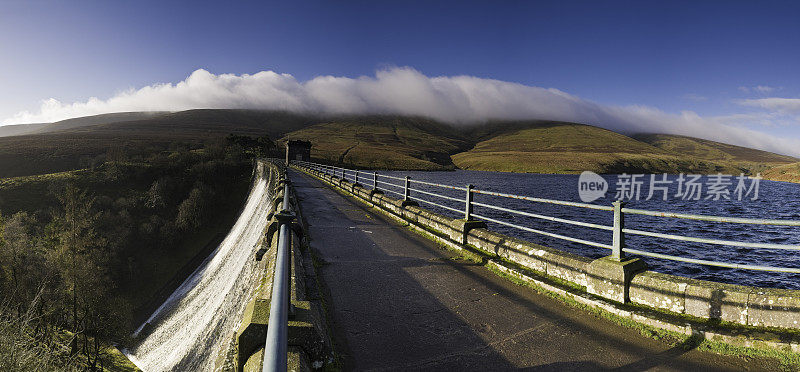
[0,212,38,313]
[49,184,107,358]
[145,179,167,209]
[175,185,211,231]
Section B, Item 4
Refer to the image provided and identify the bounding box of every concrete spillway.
[124,171,275,371]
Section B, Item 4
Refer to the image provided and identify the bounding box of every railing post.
[404,176,410,201]
[355,170,359,185]
[373,172,378,191]
[465,184,474,220]
[612,200,625,261]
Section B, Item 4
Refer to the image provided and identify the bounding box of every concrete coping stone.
[629,270,690,314]
[684,277,753,325]
[465,227,591,286]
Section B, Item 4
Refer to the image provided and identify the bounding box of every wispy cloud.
[3,67,800,157]
[737,98,800,114]
[738,85,778,94]
[755,85,776,93]
[682,93,707,102]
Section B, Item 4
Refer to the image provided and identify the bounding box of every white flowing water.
[124,172,275,371]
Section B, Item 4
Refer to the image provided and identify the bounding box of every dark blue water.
[370,170,800,290]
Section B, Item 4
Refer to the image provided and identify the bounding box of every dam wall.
[218,161,332,372]
[125,160,280,370]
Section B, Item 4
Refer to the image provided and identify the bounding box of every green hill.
[68,109,316,139]
[452,122,750,174]
[0,122,48,137]
[0,109,796,179]
[0,112,166,138]
[633,133,796,171]
[762,162,800,183]
[31,111,168,134]
[0,110,317,178]
[281,116,470,170]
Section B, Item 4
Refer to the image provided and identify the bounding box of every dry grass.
[453,124,751,174]
[281,117,469,170]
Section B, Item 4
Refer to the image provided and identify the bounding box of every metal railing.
[263,178,293,371]
[294,160,800,274]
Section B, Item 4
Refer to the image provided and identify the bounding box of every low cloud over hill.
[4,67,800,156]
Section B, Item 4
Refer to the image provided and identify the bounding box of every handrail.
[622,248,800,273]
[472,212,614,250]
[408,187,464,203]
[472,201,613,231]
[471,188,614,211]
[623,228,800,250]
[376,179,404,188]
[408,195,464,214]
[262,181,292,371]
[409,178,468,191]
[377,173,406,181]
[292,160,800,274]
[622,207,800,226]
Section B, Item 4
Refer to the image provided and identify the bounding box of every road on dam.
[290,170,776,371]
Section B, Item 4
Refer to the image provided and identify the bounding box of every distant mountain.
[0,109,797,181]
[0,112,169,138]
[632,133,797,165]
[29,112,169,134]
[280,115,470,170]
[0,109,319,178]
[451,122,748,174]
[70,109,316,139]
[0,123,49,137]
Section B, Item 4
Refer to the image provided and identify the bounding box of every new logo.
[578,171,608,202]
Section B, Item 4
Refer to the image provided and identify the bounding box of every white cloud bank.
[4,67,800,157]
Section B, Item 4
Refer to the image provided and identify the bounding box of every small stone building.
[285,140,312,163]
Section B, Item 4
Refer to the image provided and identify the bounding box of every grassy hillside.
[633,134,796,175]
[0,123,48,137]
[1,109,796,178]
[0,109,313,178]
[452,122,746,174]
[762,162,800,183]
[633,133,796,163]
[69,109,316,139]
[281,116,470,170]
[0,112,166,138]
[30,112,168,134]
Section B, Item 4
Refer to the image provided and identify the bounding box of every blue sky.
[1,1,799,153]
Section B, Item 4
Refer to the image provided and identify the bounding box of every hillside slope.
[762,162,800,183]
[70,109,316,139]
[1,110,796,179]
[30,111,168,134]
[0,109,318,178]
[452,122,745,174]
[633,133,796,174]
[281,116,470,170]
[0,122,48,137]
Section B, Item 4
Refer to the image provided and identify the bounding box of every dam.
[125,159,800,371]
[124,163,278,371]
